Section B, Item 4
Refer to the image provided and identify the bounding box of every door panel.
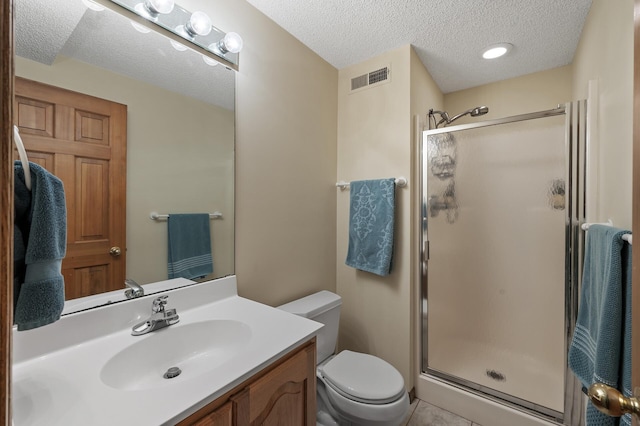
[14,77,127,300]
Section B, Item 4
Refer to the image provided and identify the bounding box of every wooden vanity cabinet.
[177,339,317,426]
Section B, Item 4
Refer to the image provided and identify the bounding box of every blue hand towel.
[167,214,213,280]
[620,243,632,426]
[13,161,67,331]
[345,178,395,276]
[568,224,631,426]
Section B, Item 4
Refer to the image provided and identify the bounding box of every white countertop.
[12,276,322,425]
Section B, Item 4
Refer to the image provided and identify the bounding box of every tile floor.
[402,398,482,426]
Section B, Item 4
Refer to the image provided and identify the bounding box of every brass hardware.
[109,246,121,257]
[588,383,640,418]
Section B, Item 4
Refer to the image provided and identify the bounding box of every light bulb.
[145,0,174,14]
[131,21,151,33]
[82,0,105,11]
[171,25,190,50]
[134,2,155,20]
[185,11,212,37]
[170,40,188,51]
[203,55,219,66]
[219,32,243,54]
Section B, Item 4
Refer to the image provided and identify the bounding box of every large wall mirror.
[14,0,235,314]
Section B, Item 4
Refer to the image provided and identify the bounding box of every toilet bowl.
[278,291,409,426]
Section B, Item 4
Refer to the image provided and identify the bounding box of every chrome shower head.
[470,106,489,117]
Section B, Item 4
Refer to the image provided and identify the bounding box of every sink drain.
[164,367,182,379]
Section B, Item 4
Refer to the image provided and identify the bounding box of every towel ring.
[13,125,32,190]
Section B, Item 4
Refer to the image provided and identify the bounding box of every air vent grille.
[351,74,369,91]
[369,67,389,85]
[350,65,391,93]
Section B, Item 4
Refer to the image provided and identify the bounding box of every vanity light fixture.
[88,0,243,69]
[184,11,213,38]
[482,43,513,59]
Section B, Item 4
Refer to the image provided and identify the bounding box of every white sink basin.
[13,276,323,425]
[100,319,252,391]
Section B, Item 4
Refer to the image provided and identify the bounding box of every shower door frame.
[419,102,587,423]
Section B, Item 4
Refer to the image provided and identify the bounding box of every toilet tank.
[278,291,341,364]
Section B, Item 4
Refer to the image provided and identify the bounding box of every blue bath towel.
[620,243,632,426]
[568,225,631,426]
[345,178,395,276]
[167,214,213,280]
[14,161,67,331]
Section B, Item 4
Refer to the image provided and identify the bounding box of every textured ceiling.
[15,0,235,110]
[246,0,593,93]
[15,0,593,103]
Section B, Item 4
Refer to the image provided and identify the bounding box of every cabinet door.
[189,401,233,426]
[234,342,316,425]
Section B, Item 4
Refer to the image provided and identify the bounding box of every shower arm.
[428,109,449,129]
[428,106,489,129]
[446,110,474,124]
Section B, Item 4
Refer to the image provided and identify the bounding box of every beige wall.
[336,45,442,389]
[15,56,235,286]
[572,0,634,229]
[444,65,572,124]
[180,0,339,306]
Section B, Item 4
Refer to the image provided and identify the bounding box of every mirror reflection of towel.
[167,214,213,280]
[14,161,67,331]
[345,178,395,276]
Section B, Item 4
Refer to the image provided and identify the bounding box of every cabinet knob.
[588,383,640,418]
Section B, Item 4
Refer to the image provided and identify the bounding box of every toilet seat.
[319,350,406,404]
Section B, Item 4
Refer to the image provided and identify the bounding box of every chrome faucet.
[131,295,180,336]
[124,278,144,299]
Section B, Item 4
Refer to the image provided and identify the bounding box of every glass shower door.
[422,114,568,415]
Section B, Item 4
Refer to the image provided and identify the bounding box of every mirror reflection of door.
[13,77,127,300]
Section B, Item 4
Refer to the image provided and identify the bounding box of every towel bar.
[150,211,223,221]
[336,177,407,191]
[581,221,632,245]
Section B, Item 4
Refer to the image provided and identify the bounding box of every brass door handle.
[588,383,640,418]
[109,246,122,257]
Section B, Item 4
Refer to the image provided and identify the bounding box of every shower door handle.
[587,383,640,419]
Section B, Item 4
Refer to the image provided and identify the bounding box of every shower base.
[426,338,564,420]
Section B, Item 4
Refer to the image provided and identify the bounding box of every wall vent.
[350,65,391,93]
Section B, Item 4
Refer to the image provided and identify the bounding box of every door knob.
[588,383,640,418]
[109,246,122,257]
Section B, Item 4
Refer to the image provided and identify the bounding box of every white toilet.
[278,291,410,426]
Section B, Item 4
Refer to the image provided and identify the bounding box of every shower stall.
[420,102,586,423]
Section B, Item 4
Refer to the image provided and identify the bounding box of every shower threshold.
[423,369,564,424]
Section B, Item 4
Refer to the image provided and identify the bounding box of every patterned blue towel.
[167,214,213,280]
[568,224,632,425]
[345,179,395,276]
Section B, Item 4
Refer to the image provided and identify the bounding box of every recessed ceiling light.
[482,43,513,59]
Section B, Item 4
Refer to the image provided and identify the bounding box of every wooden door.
[13,78,127,300]
[633,2,640,425]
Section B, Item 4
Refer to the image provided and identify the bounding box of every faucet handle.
[152,295,169,313]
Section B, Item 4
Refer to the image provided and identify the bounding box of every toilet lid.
[319,350,405,404]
